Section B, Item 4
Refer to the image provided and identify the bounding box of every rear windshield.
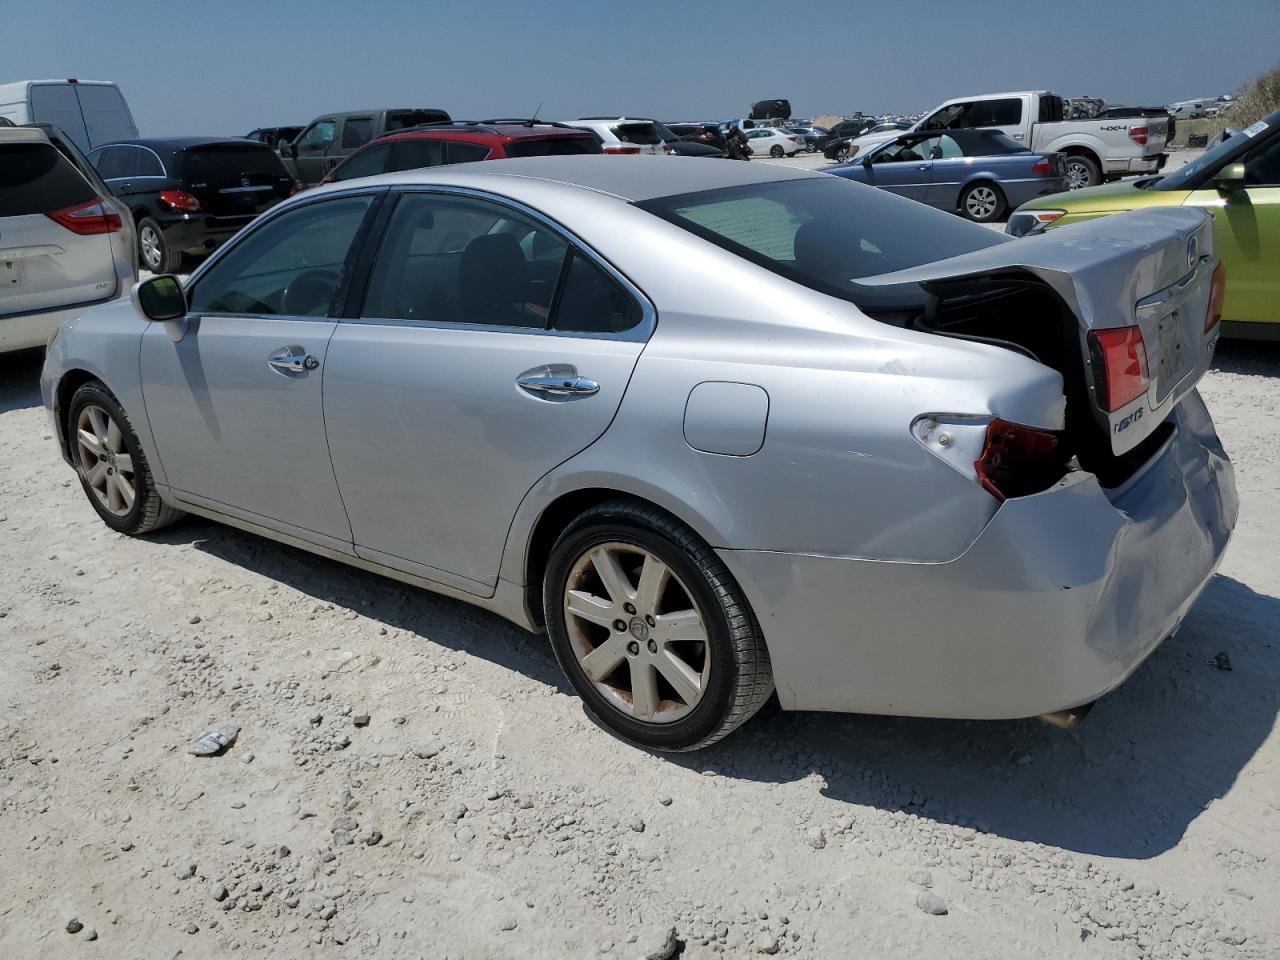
[636,178,1005,309]
[175,145,288,180]
[504,137,602,158]
[611,122,661,145]
[0,142,96,216]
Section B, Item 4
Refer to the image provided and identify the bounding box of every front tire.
[1064,154,1101,190]
[137,217,183,274]
[769,144,784,158]
[833,145,850,162]
[960,181,1007,222]
[543,500,774,752]
[67,381,183,535]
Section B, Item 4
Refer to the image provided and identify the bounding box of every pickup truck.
[843,91,1169,189]
[281,107,451,185]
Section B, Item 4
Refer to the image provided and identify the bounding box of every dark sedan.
[824,129,1067,222]
[88,137,294,272]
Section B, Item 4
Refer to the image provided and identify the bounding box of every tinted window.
[552,253,640,333]
[297,120,336,152]
[28,84,88,148]
[612,122,661,145]
[136,147,165,176]
[445,142,490,164]
[388,139,445,171]
[342,117,374,149]
[189,195,373,316]
[504,137,602,157]
[91,145,133,180]
[0,143,96,216]
[1156,115,1276,191]
[361,193,568,327]
[385,110,451,131]
[175,145,287,180]
[1038,95,1065,123]
[76,84,135,147]
[1245,133,1280,186]
[872,138,935,163]
[333,143,390,181]
[636,178,1005,310]
[985,98,1023,126]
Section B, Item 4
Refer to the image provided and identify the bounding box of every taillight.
[1128,126,1149,146]
[603,146,641,155]
[1032,158,1052,174]
[1089,326,1150,412]
[973,419,1063,502]
[159,189,201,212]
[45,198,122,235]
[1205,261,1226,333]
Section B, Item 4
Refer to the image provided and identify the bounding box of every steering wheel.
[281,268,340,316]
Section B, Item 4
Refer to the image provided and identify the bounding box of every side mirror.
[1214,162,1246,192]
[132,275,187,322]
[861,154,873,167]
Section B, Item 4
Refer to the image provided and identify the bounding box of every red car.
[315,120,602,187]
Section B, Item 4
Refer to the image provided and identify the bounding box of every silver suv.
[561,117,667,155]
[1,127,136,353]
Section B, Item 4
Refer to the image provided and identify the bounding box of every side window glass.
[342,117,374,149]
[333,144,389,181]
[297,120,336,153]
[361,193,568,327]
[552,253,641,334]
[388,139,445,172]
[91,146,123,179]
[136,148,164,177]
[1244,136,1280,186]
[936,135,963,159]
[445,142,491,164]
[189,195,373,317]
[986,98,1024,126]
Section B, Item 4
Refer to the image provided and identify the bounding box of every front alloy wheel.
[76,404,136,516]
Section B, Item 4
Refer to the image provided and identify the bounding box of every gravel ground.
[2,210,1277,959]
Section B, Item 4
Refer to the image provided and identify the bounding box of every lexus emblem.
[1187,236,1198,271]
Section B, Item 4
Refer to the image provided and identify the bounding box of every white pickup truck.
[845,91,1169,189]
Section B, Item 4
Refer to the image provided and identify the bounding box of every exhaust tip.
[1039,701,1095,729]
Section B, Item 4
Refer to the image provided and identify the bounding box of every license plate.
[2,260,22,289]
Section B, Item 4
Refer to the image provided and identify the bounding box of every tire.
[769,145,784,158]
[959,181,1007,222]
[805,142,817,153]
[543,499,774,752]
[1063,153,1101,190]
[137,217,182,274]
[834,145,850,162]
[67,380,184,535]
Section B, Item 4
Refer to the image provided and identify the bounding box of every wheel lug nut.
[613,620,627,632]
[647,639,657,654]
[626,641,639,655]
[624,603,636,616]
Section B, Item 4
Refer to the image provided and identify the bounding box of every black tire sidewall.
[544,519,740,751]
[770,145,784,157]
[1066,155,1100,189]
[67,383,150,533]
[137,217,179,273]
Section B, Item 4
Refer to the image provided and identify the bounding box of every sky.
[1,0,1277,136]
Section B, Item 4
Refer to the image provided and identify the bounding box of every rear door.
[175,143,294,216]
[323,190,650,593]
[334,115,374,167]
[1,138,117,323]
[292,118,337,184]
[28,84,89,151]
[75,83,137,149]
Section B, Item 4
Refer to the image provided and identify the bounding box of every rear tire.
[834,145,850,162]
[960,181,1007,222]
[137,217,182,274]
[805,142,817,153]
[769,145,784,158]
[1064,154,1101,190]
[67,380,183,535]
[543,499,774,752]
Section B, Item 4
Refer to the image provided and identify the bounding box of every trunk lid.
[859,207,1217,457]
[174,144,294,217]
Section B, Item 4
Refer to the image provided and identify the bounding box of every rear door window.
[1038,95,1065,123]
[984,98,1024,126]
[388,139,445,172]
[445,142,490,163]
[503,137,602,157]
[333,143,391,181]
[136,147,165,177]
[385,110,450,131]
[342,116,374,149]
[0,142,96,216]
[551,253,641,333]
[90,145,131,180]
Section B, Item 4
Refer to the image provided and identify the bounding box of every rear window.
[385,110,451,131]
[636,178,1005,309]
[1038,95,1065,123]
[0,143,96,216]
[175,145,287,180]
[611,122,661,145]
[504,136,602,158]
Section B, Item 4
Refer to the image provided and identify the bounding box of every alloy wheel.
[562,542,711,723]
[139,224,162,271]
[75,404,136,517]
[1065,160,1090,190]
[965,186,999,220]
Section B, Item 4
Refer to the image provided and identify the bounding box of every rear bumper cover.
[158,213,257,251]
[1,292,118,353]
[721,392,1236,718]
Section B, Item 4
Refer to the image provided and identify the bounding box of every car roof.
[380,122,595,143]
[96,137,267,154]
[0,126,51,146]
[318,154,823,203]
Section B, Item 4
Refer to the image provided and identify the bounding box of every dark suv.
[319,121,601,186]
[89,137,294,273]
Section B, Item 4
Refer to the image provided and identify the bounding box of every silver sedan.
[41,156,1237,751]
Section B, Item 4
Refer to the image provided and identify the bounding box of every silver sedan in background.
[41,157,1236,751]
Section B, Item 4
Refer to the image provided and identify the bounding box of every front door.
[140,192,378,550]
[862,137,937,202]
[323,190,649,594]
[291,118,337,185]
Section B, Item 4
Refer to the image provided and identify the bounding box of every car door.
[323,190,650,594]
[139,192,380,551]
[292,118,337,184]
[922,134,967,207]
[1185,130,1280,325]
[862,137,936,202]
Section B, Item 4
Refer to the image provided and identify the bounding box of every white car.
[561,118,666,155]
[744,127,802,157]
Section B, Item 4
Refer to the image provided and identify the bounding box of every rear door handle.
[268,349,320,374]
[518,373,600,399]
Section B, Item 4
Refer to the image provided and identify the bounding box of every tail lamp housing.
[46,198,122,235]
[159,189,201,212]
[973,419,1063,502]
[1088,326,1150,412]
[1128,126,1150,146]
[1205,261,1226,333]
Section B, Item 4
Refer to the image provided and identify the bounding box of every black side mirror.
[1214,161,1246,192]
[132,275,187,321]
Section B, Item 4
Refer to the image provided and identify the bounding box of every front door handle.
[518,373,600,399]
[268,349,319,374]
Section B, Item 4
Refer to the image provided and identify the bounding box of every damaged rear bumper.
[720,390,1237,719]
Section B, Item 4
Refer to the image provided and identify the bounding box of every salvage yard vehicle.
[89,137,295,273]
[1008,109,1280,340]
[41,157,1236,751]
[283,108,452,185]
[744,126,802,157]
[0,79,137,152]
[843,91,1169,188]
[825,129,1067,221]
[1,127,135,353]
[562,118,667,155]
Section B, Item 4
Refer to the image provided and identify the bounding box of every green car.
[1008,108,1280,340]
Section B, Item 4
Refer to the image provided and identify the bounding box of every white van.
[0,79,137,153]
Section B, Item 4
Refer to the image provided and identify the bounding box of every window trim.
[340,185,655,343]
[90,143,168,181]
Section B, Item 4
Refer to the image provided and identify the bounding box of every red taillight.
[1128,126,1149,146]
[159,189,201,212]
[973,419,1062,502]
[1205,261,1226,333]
[1032,158,1052,175]
[45,198,122,235]
[603,146,641,155]
[1089,326,1150,412]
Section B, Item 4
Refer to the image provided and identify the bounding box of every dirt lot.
[2,332,1279,958]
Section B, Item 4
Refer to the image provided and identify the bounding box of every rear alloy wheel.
[834,145,850,162]
[770,144,785,158]
[544,500,773,751]
[960,182,1006,222]
[1064,154,1101,190]
[805,141,817,152]
[137,216,183,274]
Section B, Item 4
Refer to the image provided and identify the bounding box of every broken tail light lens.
[1205,261,1226,333]
[973,419,1063,502]
[1089,326,1150,412]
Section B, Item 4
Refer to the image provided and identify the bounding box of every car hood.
[1020,177,1193,213]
